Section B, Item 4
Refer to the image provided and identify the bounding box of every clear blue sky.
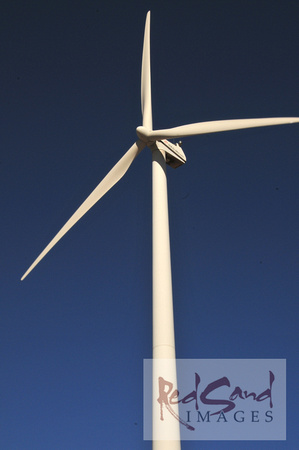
[1,1,298,449]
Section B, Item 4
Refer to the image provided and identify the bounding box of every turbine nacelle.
[150,140,186,169]
[136,126,186,168]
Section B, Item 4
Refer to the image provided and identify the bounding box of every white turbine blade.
[146,117,299,140]
[21,140,145,281]
[141,11,152,130]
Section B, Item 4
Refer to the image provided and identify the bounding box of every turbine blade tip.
[20,271,28,281]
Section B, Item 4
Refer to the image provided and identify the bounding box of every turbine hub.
[136,126,151,143]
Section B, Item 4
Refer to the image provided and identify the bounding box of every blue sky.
[1,1,298,449]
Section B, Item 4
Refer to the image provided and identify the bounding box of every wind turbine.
[21,10,298,449]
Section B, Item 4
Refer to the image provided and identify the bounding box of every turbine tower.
[21,11,298,449]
